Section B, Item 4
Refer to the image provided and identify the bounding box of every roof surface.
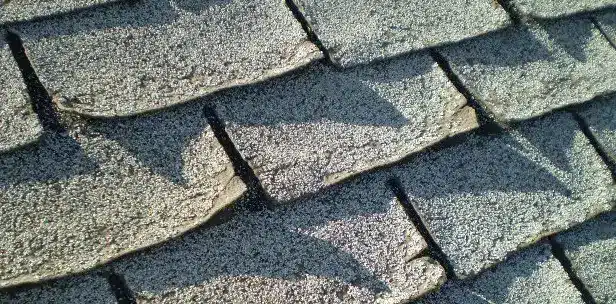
[1,0,616,303]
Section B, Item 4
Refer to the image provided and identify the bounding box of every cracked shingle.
[440,17,616,121]
[393,112,616,278]
[0,100,246,287]
[510,0,616,19]
[292,0,510,67]
[10,0,321,117]
[0,38,42,152]
[216,53,477,202]
[113,174,446,303]
[0,274,115,304]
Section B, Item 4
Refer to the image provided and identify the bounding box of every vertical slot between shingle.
[591,16,616,51]
[548,237,597,304]
[103,271,137,304]
[284,0,333,65]
[571,110,616,182]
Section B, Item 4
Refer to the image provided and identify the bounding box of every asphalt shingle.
[114,174,446,303]
[555,212,616,304]
[0,100,245,287]
[417,244,584,304]
[394,112,616,278]
[578,96,616,166]
[440,17,616,121]
[594,11,616,60]
[0,275,115,304]
[0,0,121,24]
[293,0,510,67]
[0,39,42,152]
[510,0,616,19]
[11,0,321,117]
[216,54,477,202]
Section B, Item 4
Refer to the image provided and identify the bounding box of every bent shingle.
[0,100,245,287]
[11,0,321,117]
[292,0,510,67]
[113,174,445,303]
[0,275,115,304]
[0,39,42,153]
[440,17,616,122]
[510,0,616,19]
[394,112,616,278]
[0,0,122,24]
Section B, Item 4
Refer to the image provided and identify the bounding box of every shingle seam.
[4,30,64,133]
[203,103,270,210]
[494,0,523,24]
[591,16,616,51]
[284,0,333,65]
[387,177,456,279]
[570,110,616,182]
[548,237,597,304]
[103,271,137,304]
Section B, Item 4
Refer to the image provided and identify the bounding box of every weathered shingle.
[11,0,321,117]
[510,0,616,19]
[0,0,121,24]
[0,274,115,304]
[113,174,446,303]
[216,54,477,201]
[0,39,42,152]
[0,100,245,287]
[440,17,616,121]
[394,112,616,278]
[293,0,510,67]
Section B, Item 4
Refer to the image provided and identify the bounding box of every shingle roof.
[1,0,616,302]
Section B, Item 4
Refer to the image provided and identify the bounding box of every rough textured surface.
[578,96,616,163]
[114,175,446,303]
[0,274,115,304]
[394,112,616,278]
[440,17,616,121]
[556,212,616,304]
[217,54,477,202]
[510,0,616,19]
[0,0,120,24]
[0,100,246,287]
[294,0,510,67]
[417,244,584,304]
[595,11,616,47]
[0,40,42,152]
[12,0,321,117]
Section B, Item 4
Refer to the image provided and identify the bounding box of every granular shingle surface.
[293,0,510,67]
[394,112,616,278]
[114,174,446,303]
[510,0,616,19]
[578,96,616,164]
[0,274,115,304]
[417,244,584,304]
[440,17,616,121]
[12,0,321,117]
[216,54,476,201]
[0,0,121,24]
[594,10,616,47]
[0,39,42,152]
[555,212,616,304]
[0,100,245,287]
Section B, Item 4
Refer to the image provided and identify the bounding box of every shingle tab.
[0,100,245,287]
[555,212,616,304]
[0,0,121,24]
[417,244,584,304]
[394,112,616,278]
[216,54,477,201]
[510,0,616,19]
[293,0,510,67]
[0,39,42,152]
[114,174,446,303]
[12,0,321,117]
[0,274,115,304]
[440,17,616,121]
[578,97,616,166]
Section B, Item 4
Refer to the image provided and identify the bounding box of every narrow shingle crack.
[284,0,333,64]
[548,237,597,304]
[571,111,616,182]
[103,271,136,304]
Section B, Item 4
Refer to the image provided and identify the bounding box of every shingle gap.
[571,110,616,182]
[203,103,269,210]
[387,177,456,279]
[591,16,616,50]
[495,0,523,24]
[103,271,136,304]
[548,237,597,304]
[5,30,64,133]
[284,0,333,65]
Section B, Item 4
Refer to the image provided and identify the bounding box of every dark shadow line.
[103,271,137,304]
[4,30,64,133]
[284,0,333,64]
[387,177,456,279]
[495,0,523,24]
[570,111,616,182]
[548,237,597,304]
[203,103,269,211]
[591,16,616,50]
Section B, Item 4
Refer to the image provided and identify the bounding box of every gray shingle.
[394,112,616,278]
[11,0,321,117]
[510,0,616,19]
[293,0,510,67]
[114,174,445,303]
[417,244,584,304]
[0,0,121,24]
[216,54,477,202]
[0,39,42,152]
[0,100,245,287]
[594,11,616,60]
[578,97,616,165]
[0,274,115,304]
[440,17,616,121]
[555,212,616,304]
